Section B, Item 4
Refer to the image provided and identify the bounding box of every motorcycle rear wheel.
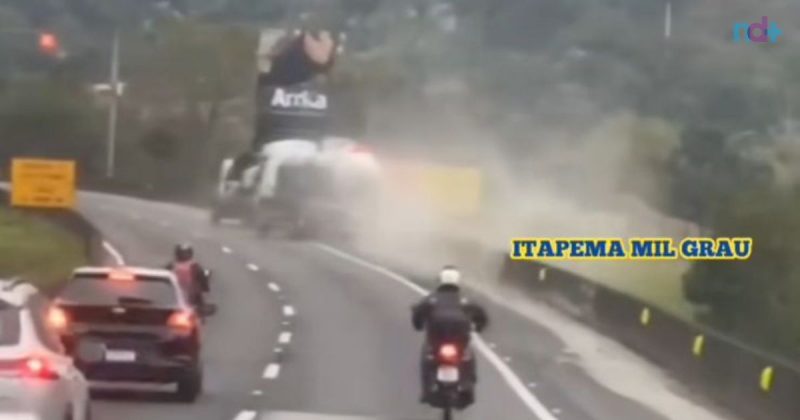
[442,407,453,420]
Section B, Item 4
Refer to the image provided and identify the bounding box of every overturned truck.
[211,29,380,239]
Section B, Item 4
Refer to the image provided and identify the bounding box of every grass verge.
[0,208,87,293]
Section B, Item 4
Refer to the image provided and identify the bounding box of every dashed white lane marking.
[247,263,259,272]
[315,243,559,420]
[268,282,281,292]
[282,305,295,317]
[252,389,263,396]
[233,410,257,420]
[102,241,125,265]
[222,246,232,254]
[278,332,292,344]
[263,363,281,379]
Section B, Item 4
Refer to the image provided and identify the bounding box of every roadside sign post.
[10,158,76,209]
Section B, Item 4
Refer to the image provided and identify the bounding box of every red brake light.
[348,144,372,155]
[167,311,195,331]
[47,307,69,331]
[38,32,59,55]
[438,344,460,364]
[108,269,136,282]
[22,357,59,380]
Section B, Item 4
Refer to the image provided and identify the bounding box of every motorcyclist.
[165,243,210,309]
[412,265,488,405]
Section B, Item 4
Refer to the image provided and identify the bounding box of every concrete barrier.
[500,258,800,420]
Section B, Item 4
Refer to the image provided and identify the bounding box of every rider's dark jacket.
[412,284,488,346]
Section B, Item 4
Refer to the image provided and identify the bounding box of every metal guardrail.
[500,258,800,420]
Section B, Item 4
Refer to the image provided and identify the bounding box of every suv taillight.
[22,357,60,380]
[167,310,195,333]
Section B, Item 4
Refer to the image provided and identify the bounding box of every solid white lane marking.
[222,246,232,254]
[314,243,559,420]
[102,241,125,265]
[268,282,281,292]
[233,410,257,420]
[282,305,295,317]
[263,363,281,379]
[278,331,292,344]
[247,263,259,272]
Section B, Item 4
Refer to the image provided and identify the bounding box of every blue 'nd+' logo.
[733,16,782,43]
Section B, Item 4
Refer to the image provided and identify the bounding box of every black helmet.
[174,243,194,262]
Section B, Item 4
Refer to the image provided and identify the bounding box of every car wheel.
[175,367,203,402]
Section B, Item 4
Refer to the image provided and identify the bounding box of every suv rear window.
[0,301,21,346]
[60,276,178,307]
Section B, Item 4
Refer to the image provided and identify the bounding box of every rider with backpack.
[412,265,489,404]
[166,243,210,310]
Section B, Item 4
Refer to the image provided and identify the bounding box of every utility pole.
[664,1,672,40]
[106,29,120,178]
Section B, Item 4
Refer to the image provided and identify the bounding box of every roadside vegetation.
[0,209,87,292]
[2,0,800,357]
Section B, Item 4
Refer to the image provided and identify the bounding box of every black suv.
[51,267,203,402]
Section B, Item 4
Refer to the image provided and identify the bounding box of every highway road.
[77,191,701,420]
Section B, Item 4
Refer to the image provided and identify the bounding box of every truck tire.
[210,207,222,225]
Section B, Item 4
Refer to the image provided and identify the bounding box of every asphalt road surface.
[77,192,680,420]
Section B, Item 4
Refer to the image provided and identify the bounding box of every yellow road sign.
[11,158,76,209]
[384,161,483,218]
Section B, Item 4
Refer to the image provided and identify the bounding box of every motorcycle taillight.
[438,343,461,365]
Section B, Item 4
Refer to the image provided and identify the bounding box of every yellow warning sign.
[384,161,483,218]
[11,158,76,209]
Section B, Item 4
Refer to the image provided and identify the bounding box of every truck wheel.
[210,208,221,225]
[256,222,270,238]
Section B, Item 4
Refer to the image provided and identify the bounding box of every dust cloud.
[347,84,697,287]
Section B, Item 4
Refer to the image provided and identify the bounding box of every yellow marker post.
[640,308,651,326]
[538,268,547,282]
[692,335,705,357]
[760,366,774,392]
[11,158,76,209]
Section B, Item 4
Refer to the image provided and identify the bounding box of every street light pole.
[106,29,120,178]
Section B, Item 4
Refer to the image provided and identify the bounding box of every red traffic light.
[39,32,60,55]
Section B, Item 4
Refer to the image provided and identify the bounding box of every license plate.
[437,366,460,383]
[105,350,136,363]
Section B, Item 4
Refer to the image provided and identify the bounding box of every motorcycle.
[425,342,475,420]
[192,269,217,322]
